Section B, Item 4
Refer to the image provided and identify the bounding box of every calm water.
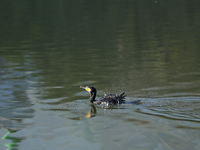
[1,0,200,149]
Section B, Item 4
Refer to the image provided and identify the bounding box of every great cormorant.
[80,86,140,106]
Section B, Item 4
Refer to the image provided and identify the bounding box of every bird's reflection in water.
[86,104,97,118]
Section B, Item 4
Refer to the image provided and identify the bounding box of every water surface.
[0,0,200,150]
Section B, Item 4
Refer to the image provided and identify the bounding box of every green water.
[0,0,200,149]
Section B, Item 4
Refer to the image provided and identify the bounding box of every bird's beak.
[80,86,90,92]
[80,86,86,89]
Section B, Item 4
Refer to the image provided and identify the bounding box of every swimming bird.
[80,86,140,106]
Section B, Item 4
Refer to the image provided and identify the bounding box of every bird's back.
[94,92,126,105]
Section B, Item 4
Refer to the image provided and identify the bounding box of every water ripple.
[137,97,200,123]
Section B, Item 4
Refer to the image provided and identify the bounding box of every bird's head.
[80,86,96,93]
[80,86,97,102]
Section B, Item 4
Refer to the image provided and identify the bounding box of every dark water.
[1,0,200,149]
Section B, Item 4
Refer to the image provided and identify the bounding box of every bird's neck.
[90,92,96,103]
